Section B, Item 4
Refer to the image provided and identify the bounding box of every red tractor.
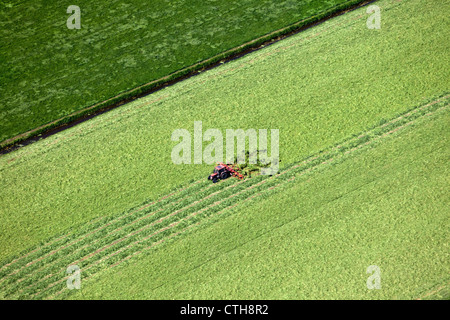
[208,162,244,183]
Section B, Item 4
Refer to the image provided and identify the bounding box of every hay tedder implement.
[208,162,244,183]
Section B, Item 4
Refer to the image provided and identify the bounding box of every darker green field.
[0,0,364,145]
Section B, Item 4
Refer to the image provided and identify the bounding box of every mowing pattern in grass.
[0,0,366,145]
[1,0,448,262]
[71,100,450,300]
[0,95,447,300]
[417,282,450,300]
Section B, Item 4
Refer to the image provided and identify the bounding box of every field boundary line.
[198,9,367,85]
[0,4,366,164]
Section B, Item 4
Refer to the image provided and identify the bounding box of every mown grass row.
[106,107,449,300]
[2,159,293,294]
[0,179,211,279]
[1,93,447,299]
[11,177,268,299]
[8,166,297,299]
[37,173,302,300]
[0,177,248,296]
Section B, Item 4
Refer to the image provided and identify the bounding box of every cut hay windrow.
[0,181,215,285]
[3,171,256,290]
[2,95,447,299]
[48,222,203,299]
[0,178,209,283]
[416,281,450,300]
[5,189,200,290]
[0,214,109,275]
[4,178,249,295]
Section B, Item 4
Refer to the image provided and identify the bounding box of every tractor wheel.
[220,171,228,180]
[212,177,218,183]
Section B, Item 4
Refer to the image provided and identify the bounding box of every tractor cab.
[207,162,243,183]
[214,165,225,174]
[208,164,230,183]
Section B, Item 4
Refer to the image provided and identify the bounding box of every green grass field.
[0,0,365,145]
[0,0,448,261]
[68,103,449,300]
[0,0,448,300]
[1,93,447,300]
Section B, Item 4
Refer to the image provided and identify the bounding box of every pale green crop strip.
[16,97,450,298]
[49,98,449,300]
[1,94,446,299]
[0,180,211,282]
[0,178,208,283]
[64,107,448,300]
